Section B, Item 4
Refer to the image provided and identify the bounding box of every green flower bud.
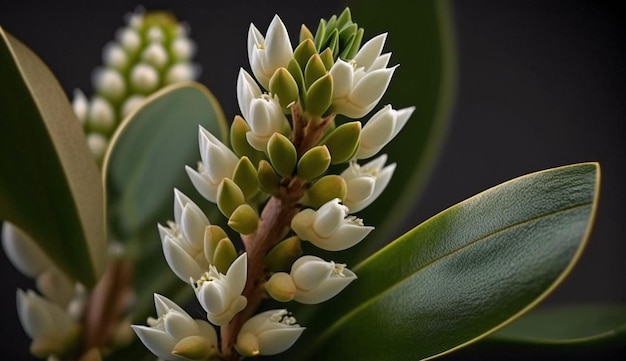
[299,24,314,44]
[213,237,238,274]
[230,116,265,166]
[257,160,281,194]
[266,272,296,302]
[323,121,361,164]
[233,156,259,201]
[313,7,364,60]
[319,48,334,70]
[267,133,297,178]
[203,225,229,266]
[265,236,302,272]
[217,178,245,217]
[172,335,218,360]
[305,74,333,117]
[325,29,339,57]
[270,68,299,108]
[294,38,318,72]
[287,58,306,101]
[313,18,327,50]
[304,54,327,89]
[344,27,364,60]
[303,175,347,208]
[297,145,331,181]
[228,204,259,235]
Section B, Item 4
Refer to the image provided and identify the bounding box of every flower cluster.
[134,8,414,360]
[72,8,200,162]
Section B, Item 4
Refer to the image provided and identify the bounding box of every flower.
[356,105,415,159]
[329,33,396,118]
[235,309,305,356]
[340,155,396,213]
[192,253,247,326]
[158,189,211,282]
[290,255,357,304]
[16,289,79,358]
[186,126,239,203]
[248,15,293,89]
[237,68,289,151]
[132,294,218,361]
[291,198,374,251]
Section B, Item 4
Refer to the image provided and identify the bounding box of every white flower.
[16,289,79,358]
[291,198,374,251]
[132,294,218,361]
[2,222,52,277]
[72,89,88,123]
[357,105,415,159]
[142,43,169,69]
[237,69,289,151]
[171,37,196,61]
[192,253,247,326]
[236,309,304,356]
[87,96,115,132]
[248,15,293,89]
[93,68,126,100]
[290,256,357,304]
[158,189,211,282]
[165,63,200,84]
[130,63,159,93]
[329,34,396,119]
[186,126,239,203]
[116,27,141,53]
[340,155,396,213]
[102,42,129,70]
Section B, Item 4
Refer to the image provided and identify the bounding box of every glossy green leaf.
[0,28,106,287]
[102,82,228,322]
[491,305,626,344]
[346,0,457,261]
[291,163,599,361]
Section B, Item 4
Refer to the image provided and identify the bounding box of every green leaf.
[102,82,228,321]
[491,305,626,344]
[292,163,599,361]
[0,28,106,287]
[346,0,457,261]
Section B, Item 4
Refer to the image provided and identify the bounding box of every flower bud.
[264,236,302,272]
[323,121,361,164]
[116,27,141,53]
[290,255,357,304]
[303,175,347,209]
[130,63,159,93]
[236,310,305,356]
[192,253,248,326]
[267,133,297,178]
[299,24,314,44]
[248,15,294,89]
[228,204,259,235]
[233,156,260,201]
[286,58,306,97]
[172,335,219,359]
[304,54,327,89]
[203,225,229,267]
[132,294,218,361]
[293,38,317,72]
[257,159,281,194]
[291,198,373,251]
[142,43,169,69]
[270,67,299,108]
[87,96,115,134]
[120,95,145,117]
[230,116,266,165]
[72,89,88,123]
[171,37,196,61]
[102,42,128,70]
[36,269,75,307]
[297,145,331,180]
[245,95,289,151]
[319,48,334,70]
[217,178,245,218]
[93,68,125,100]
[165,63,200,84]
[357,105,414,159]
[266,272,296,302]
[304,73,333,117]
[212,238,238,274]
[341,155,396,212]
[86,133,109,162]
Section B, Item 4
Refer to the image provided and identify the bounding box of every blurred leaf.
[346,0,457,261]
[491,305,626,344]
[102,82,228,323]
[287,163,599,361]
[0,28,106,287]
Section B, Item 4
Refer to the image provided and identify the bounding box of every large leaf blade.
[0,28,106,287]
[299,163,599,361]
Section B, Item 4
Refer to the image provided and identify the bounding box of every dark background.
[1,0,624,359]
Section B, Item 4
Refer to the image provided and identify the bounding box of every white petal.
[154,294,186,318]
[329,59,354,99]
[257,328,305,355]
[294,266,357,304]
[198,281,227,315]
[332,98,369,119]
[311,199,345,238]
[264,15,293,75]
[164,309,197,340]
[246,131,271,151]
[344,176,376,208]
[180,204,210,249]
[291,256,332,291]
[2,223,51,277]
[131,325,180,361]
[357,105,396,159]
[320,223,374,251]
[162,237,204,282]
[290,209,318,241]
[350,66,397,109]
[370,52,392,71]
[391,106,415,139]
[247,23,264,64]
[186,166,217,203]
[195,319,218,346]
[226,253,248,295]
[237,68,262,121]
[353,33,387,71]
[349,163,396,213]
[248,98,273,136]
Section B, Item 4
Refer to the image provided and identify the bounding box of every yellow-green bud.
[300,24,314,44]
[217,178,245,217]
[297,145,331,181]
[258,160,281,194]
[293,38,318,72]
[172,335,218,360]
[305,74,333,117]
[228,204,259,235]
[233,156,259,201]
[270,68,299,108]
[230,116,265,166]
[267,133,297,178]
[265,236,302,272]
[204,225,229,266]
[304,54,327,89]
[213,238,238,274]
[304,175,347,208]
[319,48,334,70]
[287,58,306,100]
[266,272,296,302]
[323,121,361,164]
[235,332,260,357]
